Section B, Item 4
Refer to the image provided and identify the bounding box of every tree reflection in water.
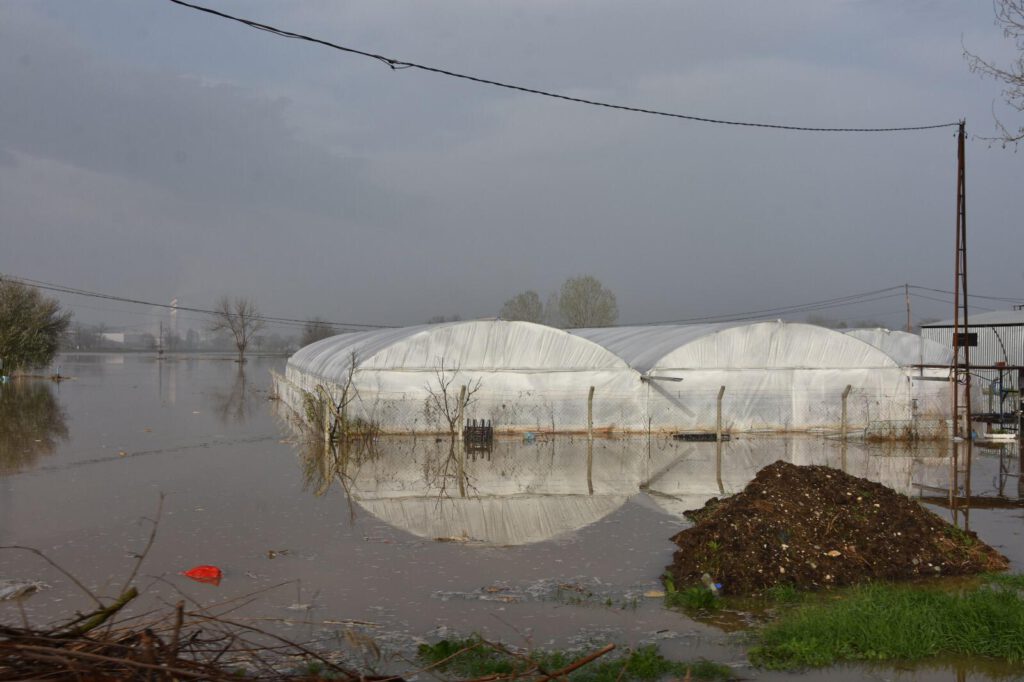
[209,367,252,425]
[0,379,69,474]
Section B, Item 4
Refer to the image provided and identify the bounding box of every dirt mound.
[666,461,1008,596]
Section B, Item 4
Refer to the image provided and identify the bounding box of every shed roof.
[921,309,1024,328]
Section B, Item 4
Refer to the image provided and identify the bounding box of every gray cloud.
[0,1,1021,331]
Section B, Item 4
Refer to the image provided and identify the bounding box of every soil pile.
[666,461,1008,596]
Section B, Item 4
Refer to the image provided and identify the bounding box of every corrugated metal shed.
[920,309,1023,405]
[920,309,1023,367]
[921,309,1024,328]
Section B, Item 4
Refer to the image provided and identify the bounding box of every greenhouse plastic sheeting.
[844,328,953,366]
[280,319,950,435]
[844,328,953,421]
[283,320,645,433]
[575,321,926,432]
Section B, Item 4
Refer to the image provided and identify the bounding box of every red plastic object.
[182,565,222,585]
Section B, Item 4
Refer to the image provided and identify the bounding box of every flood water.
[1,353,1022,680]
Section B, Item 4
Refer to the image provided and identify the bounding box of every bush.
[0,279,71,372]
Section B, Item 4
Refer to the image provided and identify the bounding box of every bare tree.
[301,317,337,347]
[544,291,564,328]
[424,358,482,434]
[208,296,266,363]
[306,352,370,443]
[557,275,618,328]
[499,290,544,323]
[965,0,1024,146]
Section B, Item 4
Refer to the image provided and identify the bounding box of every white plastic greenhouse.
[843,328,953,367]
[276,320,645,434]
[277,319,952,436]
[573,321,934,434]
[843,328,953,422]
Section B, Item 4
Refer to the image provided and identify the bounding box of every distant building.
[100,332,125,346]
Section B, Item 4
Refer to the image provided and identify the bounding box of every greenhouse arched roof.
[844,328,953,367]
[574,321,900,373]
[288,319,633,385]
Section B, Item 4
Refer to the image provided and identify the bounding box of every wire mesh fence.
[273,369,954,442]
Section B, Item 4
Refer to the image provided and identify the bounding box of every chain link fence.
[273,369,952,442]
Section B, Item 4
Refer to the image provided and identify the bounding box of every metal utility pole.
[952,121,971,439]
[904,283,912,332]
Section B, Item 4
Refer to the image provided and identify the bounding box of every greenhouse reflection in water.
[290,415,971,546]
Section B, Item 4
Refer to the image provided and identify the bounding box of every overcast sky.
[1,0,1021,334]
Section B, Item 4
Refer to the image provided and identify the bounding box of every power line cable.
[1,274,394,330]
[167,0,960,134]
[908,285,1024,304]
[640,286,906,325]
[644,285,1016,327]
[59,301,321,331]
[908,291,996,312]
[10,272,1015,332]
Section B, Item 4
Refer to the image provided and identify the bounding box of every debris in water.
[182,565,223,585]
[672,432,731,442]
[0,579,48,600]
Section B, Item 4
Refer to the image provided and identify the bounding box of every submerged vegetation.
[300,385,381,444]
[418,637,734,682]
[749,576,1024,669]
[662,573,719,612]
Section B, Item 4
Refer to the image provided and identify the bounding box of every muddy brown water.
[1,354,1022,680]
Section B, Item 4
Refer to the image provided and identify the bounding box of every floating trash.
[181,565,223,585]
[0,579,48,601]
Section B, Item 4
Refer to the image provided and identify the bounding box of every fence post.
[1018,368,1023,443]
[841,385,853,441]
[587,386,595,495]
[716,386,726,442]
[323,399,332,448]
[457,385,467,497]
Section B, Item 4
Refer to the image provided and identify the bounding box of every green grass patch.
[417,637,733,681]
[763,583,805,605]
[749,580,1024,669]
[665,585,719,611]
[983,572,1024,590]
[663,573,720,612]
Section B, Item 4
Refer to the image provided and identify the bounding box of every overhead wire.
[166,0,960,134]
[639,286,907,325]
[58,301,320,331]
[907,291,997,312]
[1,274,394,330]
[8,273,1015,332]
[908,285,1024,304]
